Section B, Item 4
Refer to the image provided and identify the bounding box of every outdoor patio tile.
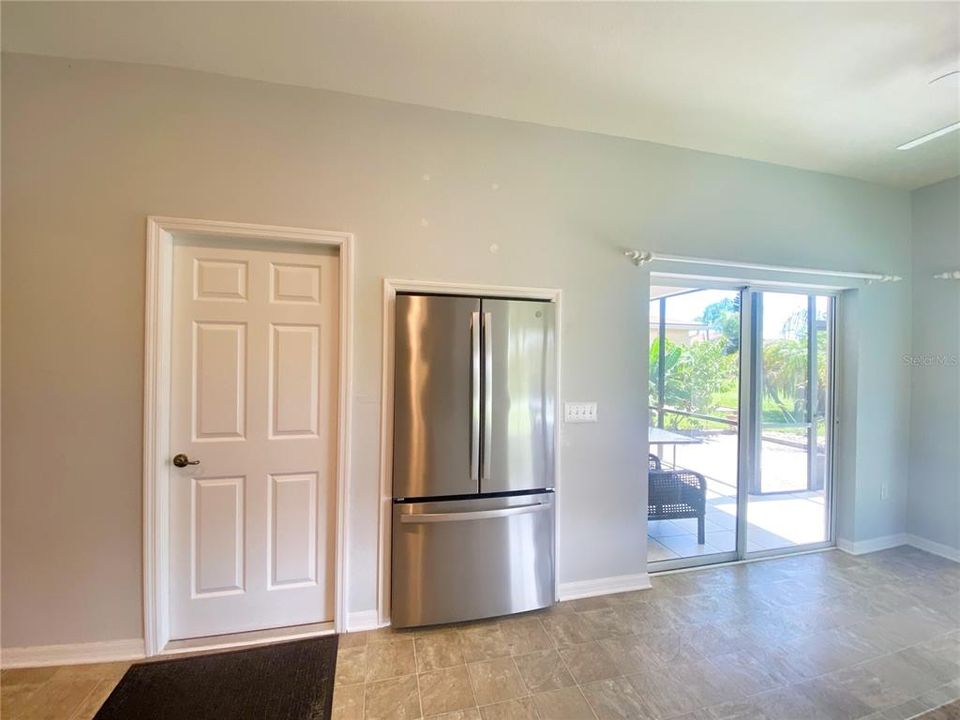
[706,530,736,552]
[668,518,708,535]
[648,520,686,538]
[705,508,738,528]
[648,540,680,562]
[657,534,725,557]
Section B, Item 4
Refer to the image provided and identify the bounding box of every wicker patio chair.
[648,468,707,544]
[649,454,661,471]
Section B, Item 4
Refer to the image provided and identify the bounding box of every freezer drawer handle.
[399,502,550,524]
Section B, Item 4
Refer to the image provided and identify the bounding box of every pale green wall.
[907,177,960,553]
[2,53,913,647]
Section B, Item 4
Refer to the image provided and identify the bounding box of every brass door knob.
[172,453,200,468]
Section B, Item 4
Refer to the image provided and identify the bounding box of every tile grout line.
[542,614,602,720]
[507,653,540,720]
[410,635,424,720]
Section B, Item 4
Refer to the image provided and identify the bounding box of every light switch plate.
[564,402,598,423]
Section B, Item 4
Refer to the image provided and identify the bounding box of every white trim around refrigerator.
[378,279,562,628]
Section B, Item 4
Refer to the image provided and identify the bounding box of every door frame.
[377,279,562,629]
[143,216,354,656]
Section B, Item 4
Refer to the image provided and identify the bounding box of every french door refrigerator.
[392,294,557,627]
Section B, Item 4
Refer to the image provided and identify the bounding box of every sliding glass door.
[647,282,836,570]
[745,291,835,553]
[648,287,742,565]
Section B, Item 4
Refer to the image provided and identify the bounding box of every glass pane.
[747,292,831,551]
[647,287,741,564]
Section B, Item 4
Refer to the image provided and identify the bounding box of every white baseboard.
[558,572,652,601]
[837,532,960,562]
[346,609,384,633]
[905,534,960,562]
[836,534,908,555]
[1,639,145,669]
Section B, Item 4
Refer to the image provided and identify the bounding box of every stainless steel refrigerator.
[391,294,557,627]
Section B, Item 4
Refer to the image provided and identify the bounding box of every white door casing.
[169,242,339,639]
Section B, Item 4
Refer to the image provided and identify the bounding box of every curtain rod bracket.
[624,249,654,267]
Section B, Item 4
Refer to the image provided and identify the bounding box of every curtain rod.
[623,249,902,283]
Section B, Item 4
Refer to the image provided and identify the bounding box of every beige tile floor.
[2,547,957,720]
[333,547,960,720]
[1,661,129,720]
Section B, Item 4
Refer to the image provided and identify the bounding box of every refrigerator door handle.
[471,311,481,482]
[399,502,549,524]
[482,311,493,481]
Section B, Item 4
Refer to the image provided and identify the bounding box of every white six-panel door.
[169,242,339,639]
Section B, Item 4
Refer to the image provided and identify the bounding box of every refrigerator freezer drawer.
[391,493,555,628]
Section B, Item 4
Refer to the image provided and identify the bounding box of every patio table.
[648,427,701,467]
